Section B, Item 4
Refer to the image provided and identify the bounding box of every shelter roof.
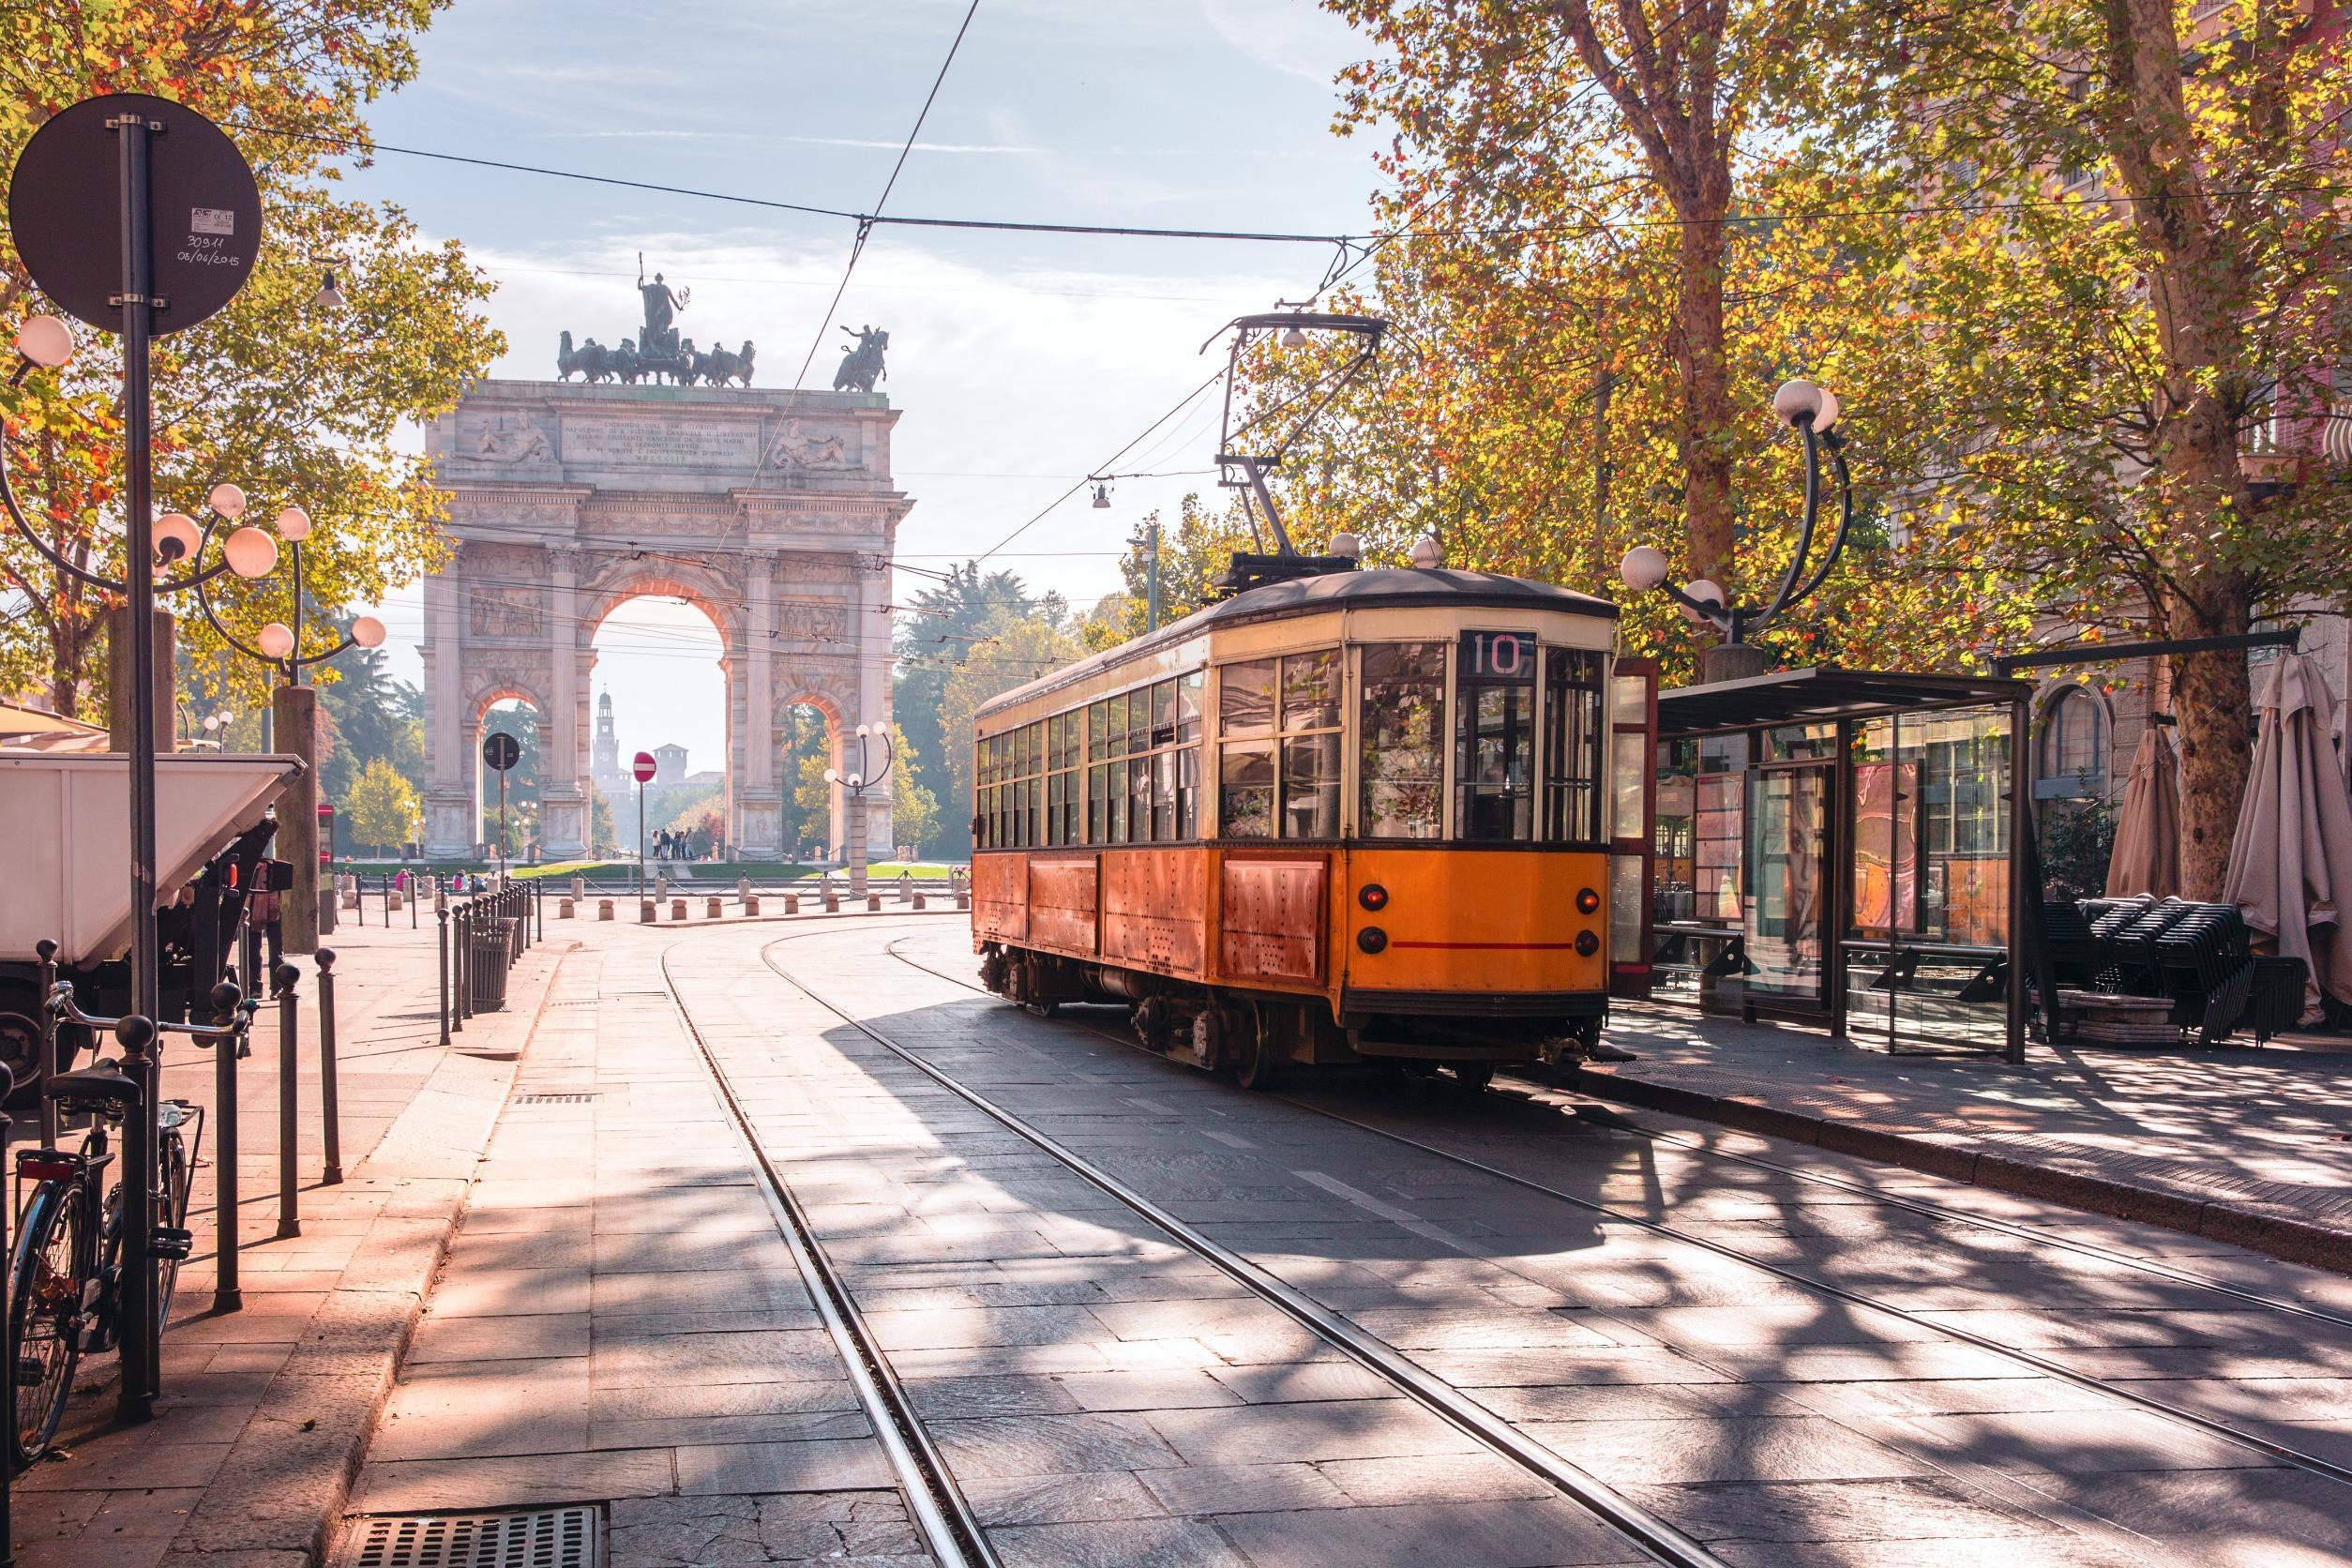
[1657,666,2031,738]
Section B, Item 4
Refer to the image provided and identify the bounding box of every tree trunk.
[2092,0,2263,898]
[1673,195,1736,592]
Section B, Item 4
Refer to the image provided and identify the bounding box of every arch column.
[539,547,589,857]
[421,563,475,857]
[735,556,782,856]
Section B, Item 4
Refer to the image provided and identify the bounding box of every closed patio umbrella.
[2104,722,2181,898]
[2223,653,2352,1020]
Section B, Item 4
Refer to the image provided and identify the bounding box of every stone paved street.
[16,909,2352,1566]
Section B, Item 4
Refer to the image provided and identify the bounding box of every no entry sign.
[632,751,657,785]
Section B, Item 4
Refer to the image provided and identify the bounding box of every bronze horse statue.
[557,331,615,383]
[701,339,757,387]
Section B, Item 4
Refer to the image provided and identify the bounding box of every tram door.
[1608,658,1658,999]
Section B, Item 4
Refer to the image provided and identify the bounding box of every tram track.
[874,934,2352,1498]
[655,923,1000,1568]
[735,931,1729,1568]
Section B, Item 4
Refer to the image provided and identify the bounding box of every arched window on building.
[2037,686,2108,799]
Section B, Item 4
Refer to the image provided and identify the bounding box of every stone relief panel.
[773,598,850,644]
[467,584,548,640]
[763,417,865,474]
[458,412,558,466]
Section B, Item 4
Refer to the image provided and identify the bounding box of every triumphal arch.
[418,307,909,860]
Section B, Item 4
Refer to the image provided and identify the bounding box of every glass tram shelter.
[1636,667,2036,1060]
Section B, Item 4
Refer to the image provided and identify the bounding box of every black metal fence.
[438,880,538,1043]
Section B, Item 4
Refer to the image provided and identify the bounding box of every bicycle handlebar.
[46,979,260,1047]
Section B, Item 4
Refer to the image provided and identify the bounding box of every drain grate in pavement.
[513,1093,601,1105]
[338,1505,602,1568]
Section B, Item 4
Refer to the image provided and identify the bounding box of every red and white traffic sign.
[632,750,657,784]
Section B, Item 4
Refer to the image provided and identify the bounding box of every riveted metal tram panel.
[334,1505,602,1568]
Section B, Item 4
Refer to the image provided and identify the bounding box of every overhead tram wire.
[222,118,2304,264]
[792,0,986,390]
[968,364,1229,566]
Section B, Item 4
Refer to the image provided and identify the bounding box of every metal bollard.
[1,1057,14,1562]
[33,938,59,1147]
[451,902,465,1033]
[437,901,451,1048]
[212,974,245,1315]
[316,949,343,1185]
[114,1012,158,1421]
[275,964,302,1239]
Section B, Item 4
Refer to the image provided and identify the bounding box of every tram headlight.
[1576,887,1601,915]
[1575,930,1600,957]
[1358,883,1389,912]
[1357,927,1388,955]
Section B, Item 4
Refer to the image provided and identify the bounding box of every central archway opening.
[591,594,730,864]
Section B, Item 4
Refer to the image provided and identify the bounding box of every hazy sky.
[346,0,1385,769]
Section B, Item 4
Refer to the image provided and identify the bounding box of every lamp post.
[1617,379,1856,686]
[184,503,384,951]
[822,723,894,899]
[5,90,264,1425]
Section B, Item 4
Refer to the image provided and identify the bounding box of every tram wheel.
[1234,1010,1282,1092]
[1451,1062,1495,1093]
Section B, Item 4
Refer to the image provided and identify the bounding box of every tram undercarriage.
[978,942,1605,1090]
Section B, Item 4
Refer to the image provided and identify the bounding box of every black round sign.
[481,731,522,773]
[8,93,264,334]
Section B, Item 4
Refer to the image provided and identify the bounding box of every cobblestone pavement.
[319,913,2352,1567]
[10,915,566,1566]
[1576,1005,2352,1267]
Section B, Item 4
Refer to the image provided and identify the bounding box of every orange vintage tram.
[970,557,1643,1087]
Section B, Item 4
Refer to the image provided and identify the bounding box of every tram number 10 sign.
[1460,629,1536,682]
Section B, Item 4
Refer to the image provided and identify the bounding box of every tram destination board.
[1461,628,1536,681]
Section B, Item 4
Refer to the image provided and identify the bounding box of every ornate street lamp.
[822,722,895,899]
[188,504,384,952]
[1619,379,1856,685]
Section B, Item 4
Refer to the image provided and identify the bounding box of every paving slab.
[1573,1003,2352,1274]
[9,916,565,1567]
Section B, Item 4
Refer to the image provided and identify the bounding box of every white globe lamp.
[1619,546,1669,592]
[274,505,311,542]
[257,622,296,660]
[207,482,247,520]
[351,614,387,649]
[13,315,72,369]
[223,526,279,580]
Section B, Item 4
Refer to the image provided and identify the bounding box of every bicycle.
[8,979,255,1468]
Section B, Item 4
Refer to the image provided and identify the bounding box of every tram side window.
[1219,658,1276,838]
[1544,648,1605,844]
[1279,650,1341,838]
[1177,671,1203,837]
[1219,654,1340,839]
[1456,631,1536,841]
[1086,700,1109,844]
[1359,642,1446,839]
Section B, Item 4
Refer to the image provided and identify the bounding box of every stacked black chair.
[2150,904,2255,1044]
[2245,956,2309,1045]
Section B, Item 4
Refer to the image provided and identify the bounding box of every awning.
[1657,666,2032,739]
[0,700,109,753]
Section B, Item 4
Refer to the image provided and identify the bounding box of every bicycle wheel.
[10,1179,89,1469]
[153,1112,195,1337]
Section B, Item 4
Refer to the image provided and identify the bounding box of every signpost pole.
[112,104,162,1426]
